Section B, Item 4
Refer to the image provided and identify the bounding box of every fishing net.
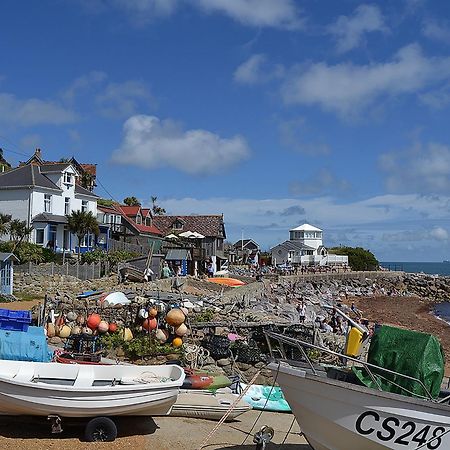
[353,325,445,399]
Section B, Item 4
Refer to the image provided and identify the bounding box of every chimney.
[35,148,42,159]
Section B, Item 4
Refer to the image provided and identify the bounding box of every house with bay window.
[0,162,102,254]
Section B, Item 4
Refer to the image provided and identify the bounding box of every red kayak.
[182,368,214,389]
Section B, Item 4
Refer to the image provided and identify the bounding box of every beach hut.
[0,253,19,295]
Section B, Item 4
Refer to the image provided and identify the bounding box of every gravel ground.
[0,411,310,450]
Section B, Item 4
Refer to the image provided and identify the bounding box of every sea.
[381,261,450,276]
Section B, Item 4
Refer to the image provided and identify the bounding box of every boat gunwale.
[270,362,450,413]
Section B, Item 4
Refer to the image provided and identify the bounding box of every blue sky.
[1,0,450,261]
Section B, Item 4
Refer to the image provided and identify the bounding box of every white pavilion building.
[271,223,348,267]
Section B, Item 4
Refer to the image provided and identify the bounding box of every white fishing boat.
[0,360,185,418]
[168,389,251,421]
[267,332,450,450]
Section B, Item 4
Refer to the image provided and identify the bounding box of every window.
[48,225,57,249]
[63,172,72,184]
[172,220,183,230]
[35,229,45,245]
[81,200,88,212]
[44,194,52,213]
[64,198,70,215]
[136,214,142,224]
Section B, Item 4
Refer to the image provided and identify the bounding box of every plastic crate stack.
[0,309,32,332]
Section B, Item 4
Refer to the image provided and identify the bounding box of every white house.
[0,162,99,253]
[271,223,348,267]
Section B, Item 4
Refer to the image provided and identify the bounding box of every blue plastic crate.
[0,309,31,332]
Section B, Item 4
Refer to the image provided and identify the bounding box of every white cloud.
[422,18,450,44]
[191,0,303,29]
[234,54,284,84]
[379,142,450,194]
[96,80,154,118]
[430,226,449,241]
[0,93,76,126]
[112,115,250,175]
[86,0,303,29]
[328,4,388,53]
[281,44,450,117]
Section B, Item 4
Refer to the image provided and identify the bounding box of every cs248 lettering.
[355,411,446,448]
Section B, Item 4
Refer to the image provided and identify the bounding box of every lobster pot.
[204,335,230,360]
[232,340,262,364]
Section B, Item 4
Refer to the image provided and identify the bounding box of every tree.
[328,246,379,271]
[151,196,166,215]
[8,219,32,251]
[66,210,100,261]
[123,196,141,206]
[97,198,115,207]
[0,213,12,237]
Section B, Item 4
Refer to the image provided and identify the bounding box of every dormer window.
[172,220,183,230]
[136,213,142,225]
[63,172,73,184]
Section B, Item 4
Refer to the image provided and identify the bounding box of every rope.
[197,369,262,450]
[241,361,281,446]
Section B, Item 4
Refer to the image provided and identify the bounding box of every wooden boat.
[168,390,251,421]
[267,332,450,450]
[0,360,185,417]
[208,277,245,287]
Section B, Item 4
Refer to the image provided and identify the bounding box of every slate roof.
[33,213,68,224]
[271,240,315,252]
[152,215,226,238]
[0,253,19,263]
[75,184,99,198]
[234,239,259,250]
[0,165,61,191]
[39,162,72,173]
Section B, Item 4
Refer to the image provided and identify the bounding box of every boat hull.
[270,363,450,450]
[0,361,184,418]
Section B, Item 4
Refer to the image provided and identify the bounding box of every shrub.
[328,246,378,271]
[0,241,56,263]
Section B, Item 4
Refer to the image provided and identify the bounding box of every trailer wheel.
[84,417,117,442]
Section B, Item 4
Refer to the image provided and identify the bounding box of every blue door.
[0,262,11,295]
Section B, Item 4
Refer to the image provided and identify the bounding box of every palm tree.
[9,219,32,252]
[151,196,166,215]
[66,211,99,261]
[123,196,141,206]
[0,213,12,238]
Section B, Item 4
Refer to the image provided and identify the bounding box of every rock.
[237,362,252,371]
[216,358,231,367]
[48,336,62,345]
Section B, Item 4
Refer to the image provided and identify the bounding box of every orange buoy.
[172,337,183,347]
[46,323,56,338]
[166,309,185,327]
[109,322,118,333]
[143,318,157,331]
[87,313,101,330]
[148,307,158,318]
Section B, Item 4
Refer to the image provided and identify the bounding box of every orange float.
[143,318,157,331]
[108,322,118,333]
[166,309,185,327]
[207,277,245,287]
[172,337,183,347]
[87,313,101,330]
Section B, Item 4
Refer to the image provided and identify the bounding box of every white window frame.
[35,229,45,245]
[63,172,73,184]
[81,200,88,213]
[44,194,52,213]
[64,197,70,215]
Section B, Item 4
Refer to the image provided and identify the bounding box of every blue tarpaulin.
[0,326,52,362]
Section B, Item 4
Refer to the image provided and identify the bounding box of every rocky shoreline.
[10,270,450,380]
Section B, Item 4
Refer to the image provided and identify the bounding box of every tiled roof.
[141,208,151,217]
[0,165,61,191]
[119,205,141,216]
[100,204,162,236]
[152,215,225,238]
[79,163,97,176]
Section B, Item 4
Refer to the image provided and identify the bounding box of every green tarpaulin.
[353,325,445,399]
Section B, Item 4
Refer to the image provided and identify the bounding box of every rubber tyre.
[84,417,117,442]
